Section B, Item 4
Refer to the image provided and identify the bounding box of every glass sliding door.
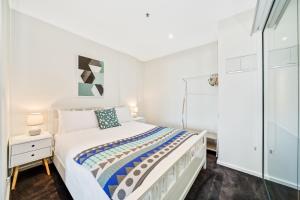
[263,0,299,199]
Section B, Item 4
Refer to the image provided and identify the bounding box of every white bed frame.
[130,130,207,200]
[49,102,207,200]
[53,130,206,200]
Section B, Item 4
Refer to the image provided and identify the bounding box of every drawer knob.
[32,144,35,148]
[31,154,35,157]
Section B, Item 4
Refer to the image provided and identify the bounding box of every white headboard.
[48,97,122,134]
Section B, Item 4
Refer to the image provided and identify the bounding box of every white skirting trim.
[217,160,300,190]
[264,174,300,189]
[217,160,262,178]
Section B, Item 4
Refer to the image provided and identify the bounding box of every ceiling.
[11,0,257,61]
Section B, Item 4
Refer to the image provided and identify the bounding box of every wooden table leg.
[43,158,51,176]
[11,166,19,190]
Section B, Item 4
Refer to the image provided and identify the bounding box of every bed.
[51,107,206,200]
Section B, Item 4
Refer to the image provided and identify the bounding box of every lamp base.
[29,129,41,136]
[132,112,138,118]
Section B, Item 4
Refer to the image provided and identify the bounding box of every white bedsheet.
[54,121,200,200]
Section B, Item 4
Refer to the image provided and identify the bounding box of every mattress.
[54,121,201,200]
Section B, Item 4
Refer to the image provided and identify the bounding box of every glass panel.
[263,0,299,199]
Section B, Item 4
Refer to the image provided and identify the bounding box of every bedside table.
[9,132,53,190]
[133,116,145,123]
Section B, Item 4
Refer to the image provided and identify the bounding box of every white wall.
[8,8,264,184]
[0,0,11,199]
[143,42,218,131]
[10,11,144,135]
[217,10,262,176]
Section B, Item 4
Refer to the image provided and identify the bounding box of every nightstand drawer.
[11,138,52,155]
[10,147,51,167]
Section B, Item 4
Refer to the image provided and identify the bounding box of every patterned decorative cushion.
[95,108,121,129]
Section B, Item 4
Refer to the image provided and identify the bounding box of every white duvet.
[54,121,200,200]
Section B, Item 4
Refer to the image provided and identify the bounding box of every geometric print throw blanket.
[74,127,198,200]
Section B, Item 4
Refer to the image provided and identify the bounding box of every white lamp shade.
[27,113,44,126]
[133,107,138,113]
[131,106,138,113]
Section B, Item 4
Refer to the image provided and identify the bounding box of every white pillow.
[58,110,98,133]
[115,106,133,123]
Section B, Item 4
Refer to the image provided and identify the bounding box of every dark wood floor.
[265,180,298,200]
[186,152,268,200]
[10,152,269,200]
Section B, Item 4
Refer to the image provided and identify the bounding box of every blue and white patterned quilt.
[74,127,198,200]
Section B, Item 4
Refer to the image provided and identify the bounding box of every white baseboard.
[217,160,262,178]
[264,174,299,189]
[216,160,299,190]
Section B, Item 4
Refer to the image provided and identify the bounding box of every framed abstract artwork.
[78,55,104,96]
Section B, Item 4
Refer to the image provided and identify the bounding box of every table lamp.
[27,113,44,136]
[131,106,138,117]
